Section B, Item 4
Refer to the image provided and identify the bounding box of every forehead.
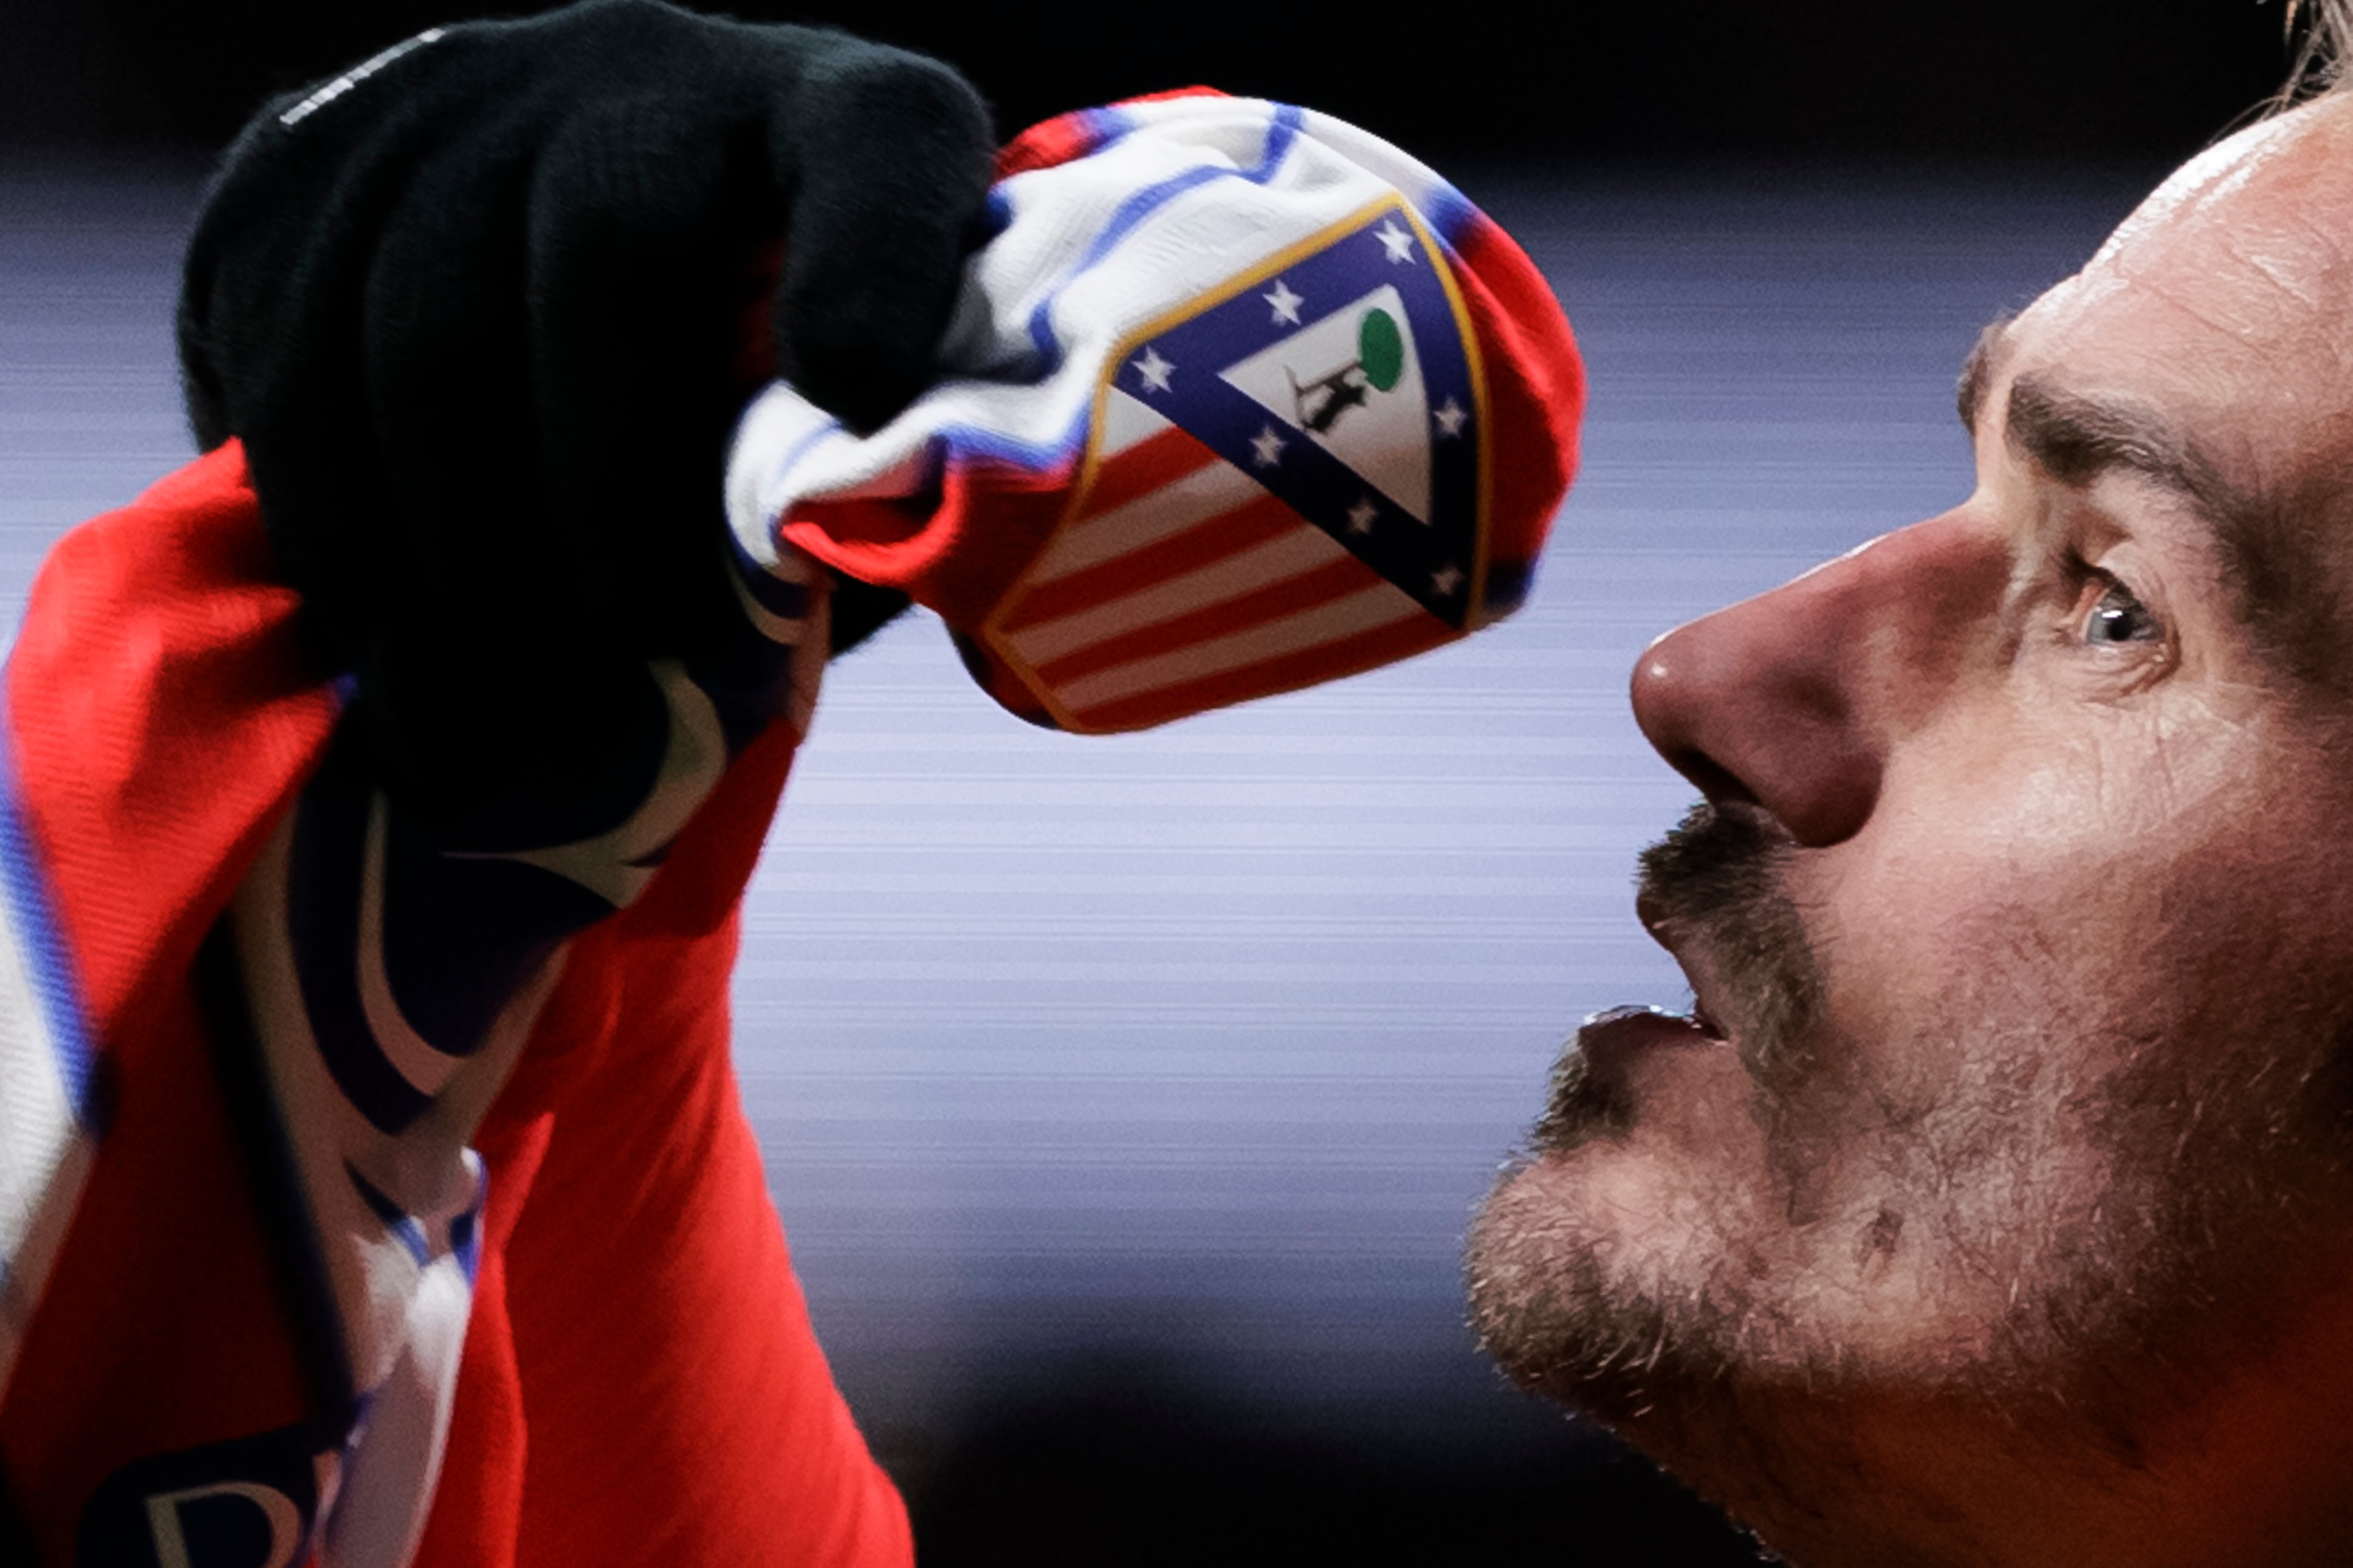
[1988,100,2353,487]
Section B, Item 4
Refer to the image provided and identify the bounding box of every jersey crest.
[977,198,1490,733]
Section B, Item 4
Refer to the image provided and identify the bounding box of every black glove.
[177,0,994,818]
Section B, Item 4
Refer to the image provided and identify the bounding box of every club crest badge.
[974,197,1492,733]
[726,94,1581,737]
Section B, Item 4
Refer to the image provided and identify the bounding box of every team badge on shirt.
[975,199,1491,733]
[726,92,1579,739]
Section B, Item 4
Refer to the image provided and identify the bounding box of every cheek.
[1799,756,2116,1062]
[1795,704,2350,1079]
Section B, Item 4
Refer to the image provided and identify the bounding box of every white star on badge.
[1132,345,1175,394]
[1346,497,1379,534]
[1251,426,1286,468]
[1434,397,1468,437]
[1432,564,1464,597]
[1375,219,1416,264]
[1263,278,1305,327]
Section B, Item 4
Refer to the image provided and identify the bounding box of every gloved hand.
[177,0,994,818]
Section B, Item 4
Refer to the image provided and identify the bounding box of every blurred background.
[0,2,2303,1561]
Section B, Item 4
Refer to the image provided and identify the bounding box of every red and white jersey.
[0,89,1581,1568]
[0,450,902,1567]
[730,91,1582,734]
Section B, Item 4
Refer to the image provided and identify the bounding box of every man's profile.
[1469,5,2353,1563]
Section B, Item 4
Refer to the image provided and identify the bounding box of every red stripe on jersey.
[1071,423,1222,521]
[1032,552,1376,686]
[1071,610,1451,732]
[994,112,1102,182]
[1001,489,1298,631]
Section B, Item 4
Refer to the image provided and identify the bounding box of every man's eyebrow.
[2003,371,2350,690]
[2002,372,2230,508]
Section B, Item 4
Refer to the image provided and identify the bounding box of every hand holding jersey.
[730,92,1582,734]
[0,4,1585,1563]
[175,0,996,821]
[174,0,1581,792]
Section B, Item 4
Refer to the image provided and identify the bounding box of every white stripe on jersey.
[0,834,92,1403]
[1028,457,1263,584]
[1053,579,1422,712]
[1005,524,1348,668]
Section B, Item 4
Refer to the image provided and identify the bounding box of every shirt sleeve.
[490,898,911,1568]
[225,478,876,1565]
[0,442,902,1567]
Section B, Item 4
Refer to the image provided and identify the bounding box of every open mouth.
[1547,801,1813,1139]
[1575,1002,1726,1079]
[1540,902,1740,1141]
[1616,880,1742,1055]
[1537,995,1731,1145]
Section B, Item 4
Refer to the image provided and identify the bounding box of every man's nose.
[1627,513,2001,847]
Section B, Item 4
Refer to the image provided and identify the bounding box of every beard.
[1465,802,2353,1487]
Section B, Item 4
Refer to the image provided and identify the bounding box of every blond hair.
[2287,0,2353,99]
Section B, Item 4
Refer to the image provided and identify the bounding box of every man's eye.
[2080,578,2162,646]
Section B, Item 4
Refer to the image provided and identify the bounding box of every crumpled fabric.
[729,90,1585,733]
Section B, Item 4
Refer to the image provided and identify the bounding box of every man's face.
[1469,99,2353,1565]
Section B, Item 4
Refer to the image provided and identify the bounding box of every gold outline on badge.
[979,192,1495,734]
